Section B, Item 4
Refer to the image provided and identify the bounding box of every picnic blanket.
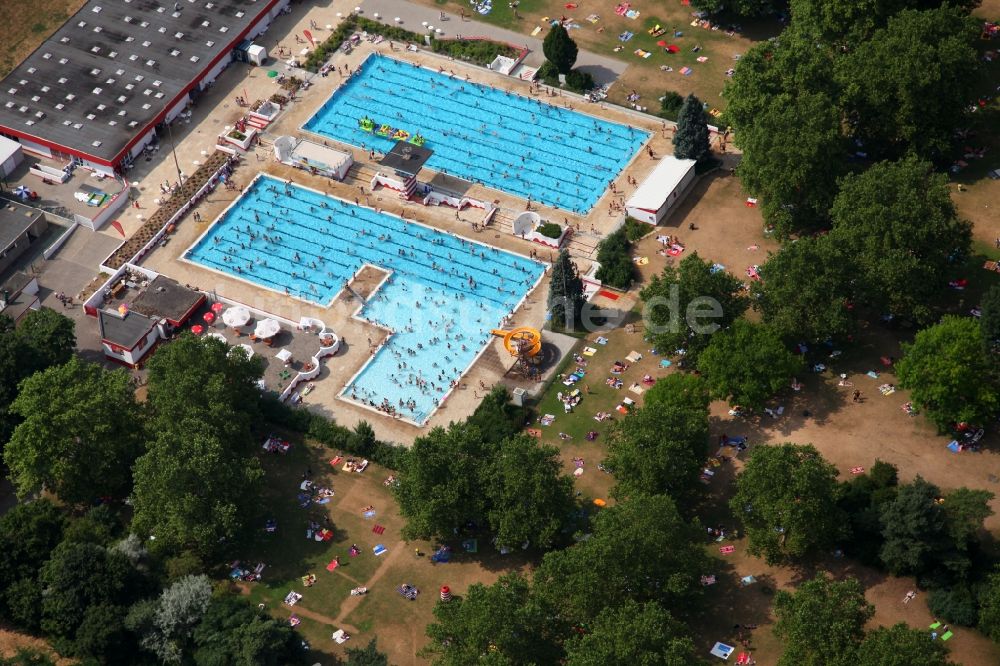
[326,559,339,572]
[660,359,673,368]
[625,9,640,19]
[586,13,600,23]
[625,351,643,363]
[582,346,598,356]
[372,524,386,535]
[634,49,652,58]
[619,31,634,42]
[373,544,388,556]
[596,336,609,345]
[680,66,693,76]
[283,591,302,606]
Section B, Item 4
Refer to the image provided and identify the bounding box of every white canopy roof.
[254,318,281,339]
[222,306,252,328]
[625,156,697,212]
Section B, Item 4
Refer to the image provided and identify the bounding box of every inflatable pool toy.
[358,117,376,132]
[491,327,542,357]
[409,134,426,147]
[376,124,392,137]
[393,129,410,141]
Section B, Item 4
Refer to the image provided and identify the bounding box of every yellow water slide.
[491,327,542,357]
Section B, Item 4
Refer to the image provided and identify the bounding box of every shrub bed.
[430,38,519,66]
[303,15,517,71]
[537,222,564,239]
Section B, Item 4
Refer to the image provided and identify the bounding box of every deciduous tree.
[753,236,856,343]
[192,595,305,665]
[423,573,561,665]
[5,357,143,504]
[697,320,803,411]
[836,7,981,161]
[39,542,146,645]
[980,285,1000,350]
[605,374,710,512]
[0,309,75,446]
[829,158,972,323]
[731,444,845,563]
[856,623,954,666]
[878,477,991,583]
[486,435,575,550]
[535,494,705,624]
[395,423,491,541]
[131,427,264,558]
[564,600,701,665]
[595,228,635,290]
[640,252,747,365]
[773,573,873,666]
[896,316,999,430]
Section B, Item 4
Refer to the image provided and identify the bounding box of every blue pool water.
[303,55,649,214]
[186,175,545,424]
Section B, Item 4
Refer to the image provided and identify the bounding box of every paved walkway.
[356,0,629,86]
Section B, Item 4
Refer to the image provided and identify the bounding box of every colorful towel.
[625,9,640,19]
[531,26,542,36]
[660,359,672,368]
[619,31,634,42]
[326,559,339,571]
[634,49,652,58]
[597,289,619,300]
[582,346,598,356]
[372,524,386,535]
[696,56,709,62]
[586,14,600,23]
[363,509,376,519]
[680,66,693,76]
[373,544,387,556]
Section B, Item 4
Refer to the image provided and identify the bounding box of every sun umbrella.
[666,44,679,53]
[202,311,215,324]
[657,40,668,46]
[207,332,228,344]
[14,185,30,199]
[254,317,281,339]
[211,302,225,314]
[191,324,204,335]
[222,306,251,328]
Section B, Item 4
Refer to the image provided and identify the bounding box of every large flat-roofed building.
[0,0,290,175]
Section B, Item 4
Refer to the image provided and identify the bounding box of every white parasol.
[206,332,228,344]
[276,348,293,364]
[222,306,252,327]
[254,318,281,339]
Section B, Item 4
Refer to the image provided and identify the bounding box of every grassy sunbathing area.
[422,0,779,116]
[232,432,530,664]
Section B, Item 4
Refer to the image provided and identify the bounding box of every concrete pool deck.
[118,0,683,444]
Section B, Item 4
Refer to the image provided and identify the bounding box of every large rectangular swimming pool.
[303,54,649,214]
[185,175,545,424]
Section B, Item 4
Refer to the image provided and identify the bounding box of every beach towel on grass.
[634,49,652,58]
[373,544,388,556]
[680,66,693,76]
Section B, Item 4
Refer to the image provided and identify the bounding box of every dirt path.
[334,539,407,624]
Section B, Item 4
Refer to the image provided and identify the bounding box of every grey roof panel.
[0,0,277,163]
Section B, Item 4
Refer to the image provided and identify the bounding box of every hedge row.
[304,15,518,72]
[259,395,410,470]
